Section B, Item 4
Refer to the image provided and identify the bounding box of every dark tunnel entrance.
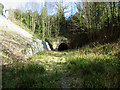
[58,43,69,51]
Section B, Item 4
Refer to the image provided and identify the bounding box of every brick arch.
[52,40,63,50]
[52,40,70,50]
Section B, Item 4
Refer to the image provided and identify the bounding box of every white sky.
[1,0,118,19]
[0,0,79,19]
[0,0,80,10]
[0,0,118,10]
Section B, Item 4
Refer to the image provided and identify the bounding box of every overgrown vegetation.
[66,54,119,88]
[2,1,120,88]
[2,40,120,88]
[2,58,62,88]
[12,2,120,47]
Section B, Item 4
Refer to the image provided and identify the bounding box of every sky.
[1,0,118,19]
[0,0,119,10]
[0,0,80,19]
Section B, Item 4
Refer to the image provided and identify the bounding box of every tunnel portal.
[58,43,69,51]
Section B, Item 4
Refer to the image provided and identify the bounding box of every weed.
[2,40,119,88]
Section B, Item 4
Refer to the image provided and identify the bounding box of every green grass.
[65,56,119,88]
[64,41,120,88]
[2,62,62,88]
[2,40,120,88]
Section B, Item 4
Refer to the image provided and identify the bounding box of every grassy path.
[61,73,71,89]
[2,40,120,88]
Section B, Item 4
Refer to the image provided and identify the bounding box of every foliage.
[13,2,120,47]
[2,40,120,88]
[2,61,61,88]
[67,2,120,48]
[2,2,120,88]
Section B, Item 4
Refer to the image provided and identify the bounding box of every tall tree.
[55,1,67,36]
[41,2,46,41]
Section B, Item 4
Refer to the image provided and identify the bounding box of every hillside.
[0,15,51,64]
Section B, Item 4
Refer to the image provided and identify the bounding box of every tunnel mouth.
[58,43,69,51]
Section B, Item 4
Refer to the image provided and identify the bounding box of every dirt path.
[61,73,71,89]
[41,52,71,89]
